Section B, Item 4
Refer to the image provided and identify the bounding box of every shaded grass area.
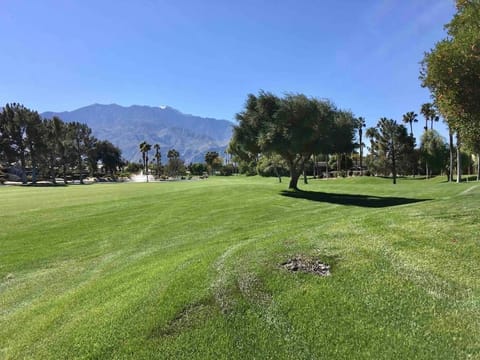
[280,189,430,207]
[1,176,479,359]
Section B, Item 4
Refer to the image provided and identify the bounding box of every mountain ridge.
[41,103,233,164]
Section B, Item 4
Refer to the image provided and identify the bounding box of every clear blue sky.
[0,0,455,138]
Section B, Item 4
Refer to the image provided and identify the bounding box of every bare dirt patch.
[281,256,331,276]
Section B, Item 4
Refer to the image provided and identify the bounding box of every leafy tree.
[420,0,480,148]
[205,151,220,175]
[1,104,124,183]
[367,118,414,184]
[256,154,289,182]
[328,154,353,177]
[402,111,418,136]
[58,120,76,184]
[188,162,207,176]
[42,117,61,183]
[230,92,340,190]
[166,149,184,177]
[420,130,448,177]
[462,126,480,180]
[68,122,94,184]
[0,103,32,183]
[219,164,235,176]
[95,140,122,176]
[331,110,356,176]
[125,161,142,174]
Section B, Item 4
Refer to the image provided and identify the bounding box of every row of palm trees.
[352,102,440,179]
[401,102,440,138]
[138,142,186,179]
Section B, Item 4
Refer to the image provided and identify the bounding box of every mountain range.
[41,104,233,164]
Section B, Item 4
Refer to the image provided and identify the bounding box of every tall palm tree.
[365,127,379,156]
[139,141,151,181]
[402,111,418,137]
[355,117,366,175]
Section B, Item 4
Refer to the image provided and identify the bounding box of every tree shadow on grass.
[280,190,430,208]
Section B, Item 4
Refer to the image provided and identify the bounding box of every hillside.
[42,104,233,163]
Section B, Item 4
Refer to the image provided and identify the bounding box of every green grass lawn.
[1,176,479,359]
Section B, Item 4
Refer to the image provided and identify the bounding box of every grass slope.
[1,177,479,359]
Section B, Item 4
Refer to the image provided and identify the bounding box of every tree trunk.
[392,157,397,184]
[146,157,149,183]
[336,153,340,177]
[448,131,454,182]
[289,171,300,190]
[288,158,300,190]
[274,165,281,183]
[359,138,363,176]
[477,153,480,182]
[31,157,38,184]
[303,162,308,184]
[19,152,27,184]
[78,155,84,184]
[391,144,397,185]
[456,133,462,183]
[63,164,68,185]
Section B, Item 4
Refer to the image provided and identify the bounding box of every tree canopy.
[366,118,415,183]
[229,92,354,189]
[420,0,480,148]
[1,103,122,183]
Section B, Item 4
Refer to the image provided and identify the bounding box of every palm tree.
[420,103,439,130]
[402,111,418,137]
[153,143,161,176]
[365,127,379,156]
[365,126,379,175]
[167,148,181,178]
[355,117,366,175]
[139,141,151,181]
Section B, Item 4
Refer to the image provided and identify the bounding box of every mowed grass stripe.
[0,176,479,359]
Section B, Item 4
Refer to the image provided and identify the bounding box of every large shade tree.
[420,0,480,154]
[230,92,346,190]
